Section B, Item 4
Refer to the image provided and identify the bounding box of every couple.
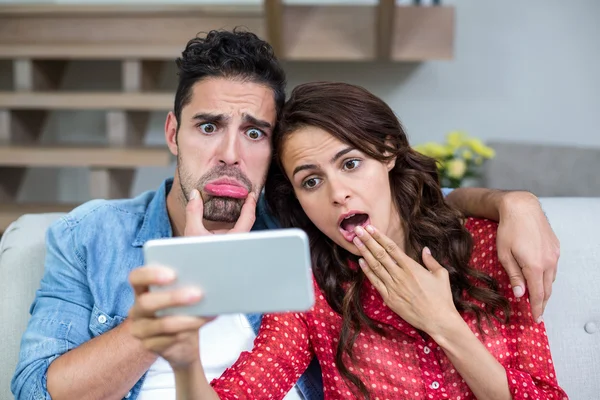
[11,29,565,400]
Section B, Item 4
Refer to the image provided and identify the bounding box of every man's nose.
[216,130,240,166]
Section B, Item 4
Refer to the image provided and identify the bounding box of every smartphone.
[143,228,315,317]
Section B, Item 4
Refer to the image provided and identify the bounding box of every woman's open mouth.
[338,212,371,243]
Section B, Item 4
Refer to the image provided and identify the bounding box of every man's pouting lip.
[204,178,249,199]
[338,210,371,242]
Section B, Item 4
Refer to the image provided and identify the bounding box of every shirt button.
[98,315,107,324]
[125,391,132,398]
[423,346,431,354]
[431,381,440,389]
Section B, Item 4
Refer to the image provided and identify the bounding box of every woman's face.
[281,126,404,256]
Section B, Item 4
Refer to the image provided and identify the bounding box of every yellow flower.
[446,131,467,150]
[462,149,473,160]
[466,138,495,159]
[414,142,452,159]
[446,158,467,180]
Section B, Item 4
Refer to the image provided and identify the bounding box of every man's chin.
[203,197,243,223]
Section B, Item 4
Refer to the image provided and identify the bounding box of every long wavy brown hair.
[264,81,510,399]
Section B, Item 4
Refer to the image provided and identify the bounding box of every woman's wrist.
[427,312,472,351]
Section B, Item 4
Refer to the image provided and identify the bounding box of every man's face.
[166,77,276,223]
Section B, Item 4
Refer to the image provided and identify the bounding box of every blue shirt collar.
[132,178,174,247]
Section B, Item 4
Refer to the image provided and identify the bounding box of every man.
[12,29,559,400]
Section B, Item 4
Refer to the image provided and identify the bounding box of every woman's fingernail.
[353,236,364,247]
[365,225,374,234]
[358,258,367,269]
[355,226,365,237]
[424,246,431,255]
[190,189,198,200]
[513,286,524,297]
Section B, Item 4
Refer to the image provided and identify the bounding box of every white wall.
[2,0,598,202]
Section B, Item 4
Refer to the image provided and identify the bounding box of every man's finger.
[541,270,554,318]
[184,189,210,236]
[129,265,176,297]
[498,252,526,299]
[231,192,257,233]
[131,315,207,339]
[129,286,203,318]
[522,266,545,323]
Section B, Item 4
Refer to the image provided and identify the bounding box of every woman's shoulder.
[463,217,502,275]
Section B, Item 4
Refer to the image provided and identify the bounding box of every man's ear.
[165,111,179,156]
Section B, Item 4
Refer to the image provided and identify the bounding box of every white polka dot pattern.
[210,218,568,400]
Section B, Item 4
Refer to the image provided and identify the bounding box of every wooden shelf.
[0,3,454,62]
[0,202,76,232]
[0,44,181,60]
[0,93,173,110]
[0,144,172,168]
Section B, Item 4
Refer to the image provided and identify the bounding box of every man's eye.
[344,159,360,170]
[247,128,264,140]
[199,123,217,134]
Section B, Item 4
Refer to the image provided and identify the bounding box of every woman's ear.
[386,157,396,172]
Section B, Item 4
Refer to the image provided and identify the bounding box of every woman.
[130,82,567,399]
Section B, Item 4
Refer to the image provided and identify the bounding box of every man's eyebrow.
[192,113,228,123]
[331,147,354,163]
[292,164,318,177]
[243,114,273,130]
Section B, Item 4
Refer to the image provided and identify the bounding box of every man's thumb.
[184,189,207,236]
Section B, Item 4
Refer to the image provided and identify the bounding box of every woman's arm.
[352,224,567,400]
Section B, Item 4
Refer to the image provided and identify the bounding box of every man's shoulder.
[55,190,157,237]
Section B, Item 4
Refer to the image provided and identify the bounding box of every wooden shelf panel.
[0,92,173,110]
[0,202,76,232]
[0,145,172,168]
[0,4,454,62]
[0,44,181,60]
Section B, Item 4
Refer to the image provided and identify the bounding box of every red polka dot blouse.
[211,218,568,399]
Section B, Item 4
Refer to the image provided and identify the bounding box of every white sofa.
[1,198,599,399]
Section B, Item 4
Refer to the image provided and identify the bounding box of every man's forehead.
[184,78,276,122]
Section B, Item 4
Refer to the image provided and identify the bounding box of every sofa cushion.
[0,213,65,400]
[540,197,600,399]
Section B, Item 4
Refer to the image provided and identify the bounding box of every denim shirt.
[11,178,324,400]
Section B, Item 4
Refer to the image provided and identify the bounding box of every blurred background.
[0,0,599,233]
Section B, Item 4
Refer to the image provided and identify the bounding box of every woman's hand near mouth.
[351,224,461,337]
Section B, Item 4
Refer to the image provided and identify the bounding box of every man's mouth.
[203,178,249,199]
[338,211,371,243]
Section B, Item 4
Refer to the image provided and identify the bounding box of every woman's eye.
[303,177,320,189]
[343,159,360,170]
[199,123,217,134]
[247,128,264,140]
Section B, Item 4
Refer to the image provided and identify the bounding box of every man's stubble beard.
[177,153,264,223]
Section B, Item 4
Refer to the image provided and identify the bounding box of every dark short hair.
[174,28,287,129]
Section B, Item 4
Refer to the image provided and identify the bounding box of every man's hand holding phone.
[128,189,258,368]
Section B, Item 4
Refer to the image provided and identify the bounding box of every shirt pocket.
[89,304,126,337]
